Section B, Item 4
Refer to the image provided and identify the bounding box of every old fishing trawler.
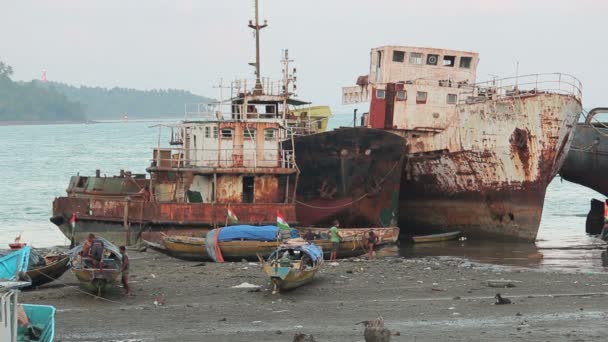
[51,0,322,246]
[343,46,582,241]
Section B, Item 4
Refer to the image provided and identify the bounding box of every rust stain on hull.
[284,127,405,228]
[399,94,581,241]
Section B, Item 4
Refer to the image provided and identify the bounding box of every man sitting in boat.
[80,233,95,257]
[90,238,105,268]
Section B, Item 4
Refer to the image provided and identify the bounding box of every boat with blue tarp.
[262,239,323,294]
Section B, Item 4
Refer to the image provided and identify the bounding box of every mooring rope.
[29,268,123,304]
[295,160,400,210]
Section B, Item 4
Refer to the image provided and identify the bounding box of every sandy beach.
[20,247,608,341]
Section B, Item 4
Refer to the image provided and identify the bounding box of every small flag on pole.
[227,207,238,223]
[277,211,290,230]
[70,214,77,229]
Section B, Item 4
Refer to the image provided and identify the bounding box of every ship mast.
[248,0,267,95]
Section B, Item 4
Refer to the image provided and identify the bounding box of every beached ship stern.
[343,46,582,241]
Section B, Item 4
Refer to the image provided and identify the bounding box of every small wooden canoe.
[154,234,367,261]
[26,255,71,288]
[412,231,461,243]
[261,242,323,294]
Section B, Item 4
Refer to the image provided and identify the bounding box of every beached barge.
[343,46,582,241]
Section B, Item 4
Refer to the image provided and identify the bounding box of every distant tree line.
[45,82,213,119]
[0,60,213,122]
[0,62,85,122]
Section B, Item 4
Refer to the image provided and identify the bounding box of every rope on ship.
[295,160,400,210]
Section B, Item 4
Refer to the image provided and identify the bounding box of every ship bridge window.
[426,54,439,65]
[443,55,456,67]
[447,94,458,104]
[392,50,405,63]
[416,91,428,104]
[213,126,218,138]
[205,126,211,138]
[265,128,276,140]
[221,128,233,139]
[376,89,386,99]
[244,128,256,139]
[396,90,407,101]
[409,52,423,65]
[459,57,472,69]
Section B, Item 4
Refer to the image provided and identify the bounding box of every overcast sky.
[2,0,606,112]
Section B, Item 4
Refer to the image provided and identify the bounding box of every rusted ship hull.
[399,94,582,241]
[51,197,297,246]
[559,108,608,197]
[284,127,406,228]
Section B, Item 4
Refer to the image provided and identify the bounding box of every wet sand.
[21,248,608,341]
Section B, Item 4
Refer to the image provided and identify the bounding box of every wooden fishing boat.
[261,241,323,294]
[26,254,70,288]
[304,226,400,246]
[412,231,461,243]
[152,229,368,261]
[0,246,31,281]
[1,248,56,342]
[69,237,122,294]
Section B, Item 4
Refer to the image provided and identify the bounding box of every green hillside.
[0,62,85,122]
[46,81,213,119]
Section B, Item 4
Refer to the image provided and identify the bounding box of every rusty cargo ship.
[343,46,582,241]
[50,3,325,246]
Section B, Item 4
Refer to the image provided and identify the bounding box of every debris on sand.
[487,279,521,288]
[358,316,391,342]
[231,282,261,289]
[293,333,315,342]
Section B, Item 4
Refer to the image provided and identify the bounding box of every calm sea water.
[0,114,606,271]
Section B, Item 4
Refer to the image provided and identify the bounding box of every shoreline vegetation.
[0,60,212,124]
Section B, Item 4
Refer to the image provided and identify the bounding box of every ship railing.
[459,73,582,104]
[184,102,294,122]
[151,147,296,169]
[230,78,289,98]
[183,103,222,120]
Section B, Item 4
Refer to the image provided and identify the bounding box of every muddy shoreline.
[21,248,608,341]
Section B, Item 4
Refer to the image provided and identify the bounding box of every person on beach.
[303,230,316,242]
[81,233,95,257]
[329,220,341,261]
[119,246,132,296]
[367,231,379,259]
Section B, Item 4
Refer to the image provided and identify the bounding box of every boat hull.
[26,256,70,288]
[51,197,297,246]
[399,94,581,241]
[72,268,122,293]
[560,123,608,197]
[412,231,461,243]
[285,127,406,228]
[262,263,319,291]
[154,234,372,261]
